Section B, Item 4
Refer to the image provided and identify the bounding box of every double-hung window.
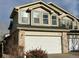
[68,35,79,51]
[32,11,49,25]
[32,11,40,24]
[60,19,67,28]
[43,13,48,24]
[32,11,59,26]
[73,22,78,29]
[60,17,72,29]
[52,15,58,26]
[21,11,30,24]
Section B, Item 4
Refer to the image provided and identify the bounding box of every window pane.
[43,14,48,24]
[34,18,39,23]
[68,35,79,51]
[43,19,48,24]
[52,16,57,25]
[52,16,56,19]
[60,20,66,28]
[60,19,71,29]
[33,12,40,23]
[21,11,29,24]
[60,18,72,29]
[22,17,28,23]
[43,15,48,18]
[22,11,29,17]
[33,12,39,18]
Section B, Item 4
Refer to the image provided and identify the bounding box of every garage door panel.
[24,36,61,54]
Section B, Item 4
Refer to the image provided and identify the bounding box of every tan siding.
[25,31,62,36]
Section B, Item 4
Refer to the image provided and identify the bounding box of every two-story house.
[6,0,79,57]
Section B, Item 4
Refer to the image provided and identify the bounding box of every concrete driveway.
[48,54,79,58]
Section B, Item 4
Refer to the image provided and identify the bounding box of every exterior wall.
[18,30,62,47]
[18,7,56,26]
[18,30,25,57]
[17,5,78,30]
[18,30,25,47]
[9,1,79,56]
[11,1,79,31]
[18,30,68,54]
[62,32,68,53]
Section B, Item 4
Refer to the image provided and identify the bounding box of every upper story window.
[43,13,48,24]
[60,19,67,28]
[32,11,40,24]
[32,11,49,25]
[51,15,58,26]
[31,10,59,26]
[73,21,78,29]
[21,11,30,24]
[60,17,72,29]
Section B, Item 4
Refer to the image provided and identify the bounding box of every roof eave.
[10,8,18,19]
[15,0,44,9]
[48,2,79,21]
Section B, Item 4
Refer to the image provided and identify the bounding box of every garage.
[24,36,62,54]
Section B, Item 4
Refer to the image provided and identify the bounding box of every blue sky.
[0,0,79,34]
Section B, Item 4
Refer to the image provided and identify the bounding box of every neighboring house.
[7,0,79,56]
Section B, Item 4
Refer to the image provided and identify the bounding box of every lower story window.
[68,35,79,51]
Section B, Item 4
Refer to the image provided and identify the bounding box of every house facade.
[7,0,79,56]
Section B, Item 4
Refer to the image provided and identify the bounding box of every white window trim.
[31,10,59,27]
[31,10,42,26]
[41,12,50,26]
[31,10,50,26]
[61,17,73,29]
[19,10,30,25]
[51,14,59,26]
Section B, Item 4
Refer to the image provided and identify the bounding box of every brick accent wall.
[62,32,68,53]
[18,30,25,47]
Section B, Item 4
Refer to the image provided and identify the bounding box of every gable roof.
[10,1,53,18]
[10,1,79,22]
[15,1,50,9]
[48,2,79,21]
